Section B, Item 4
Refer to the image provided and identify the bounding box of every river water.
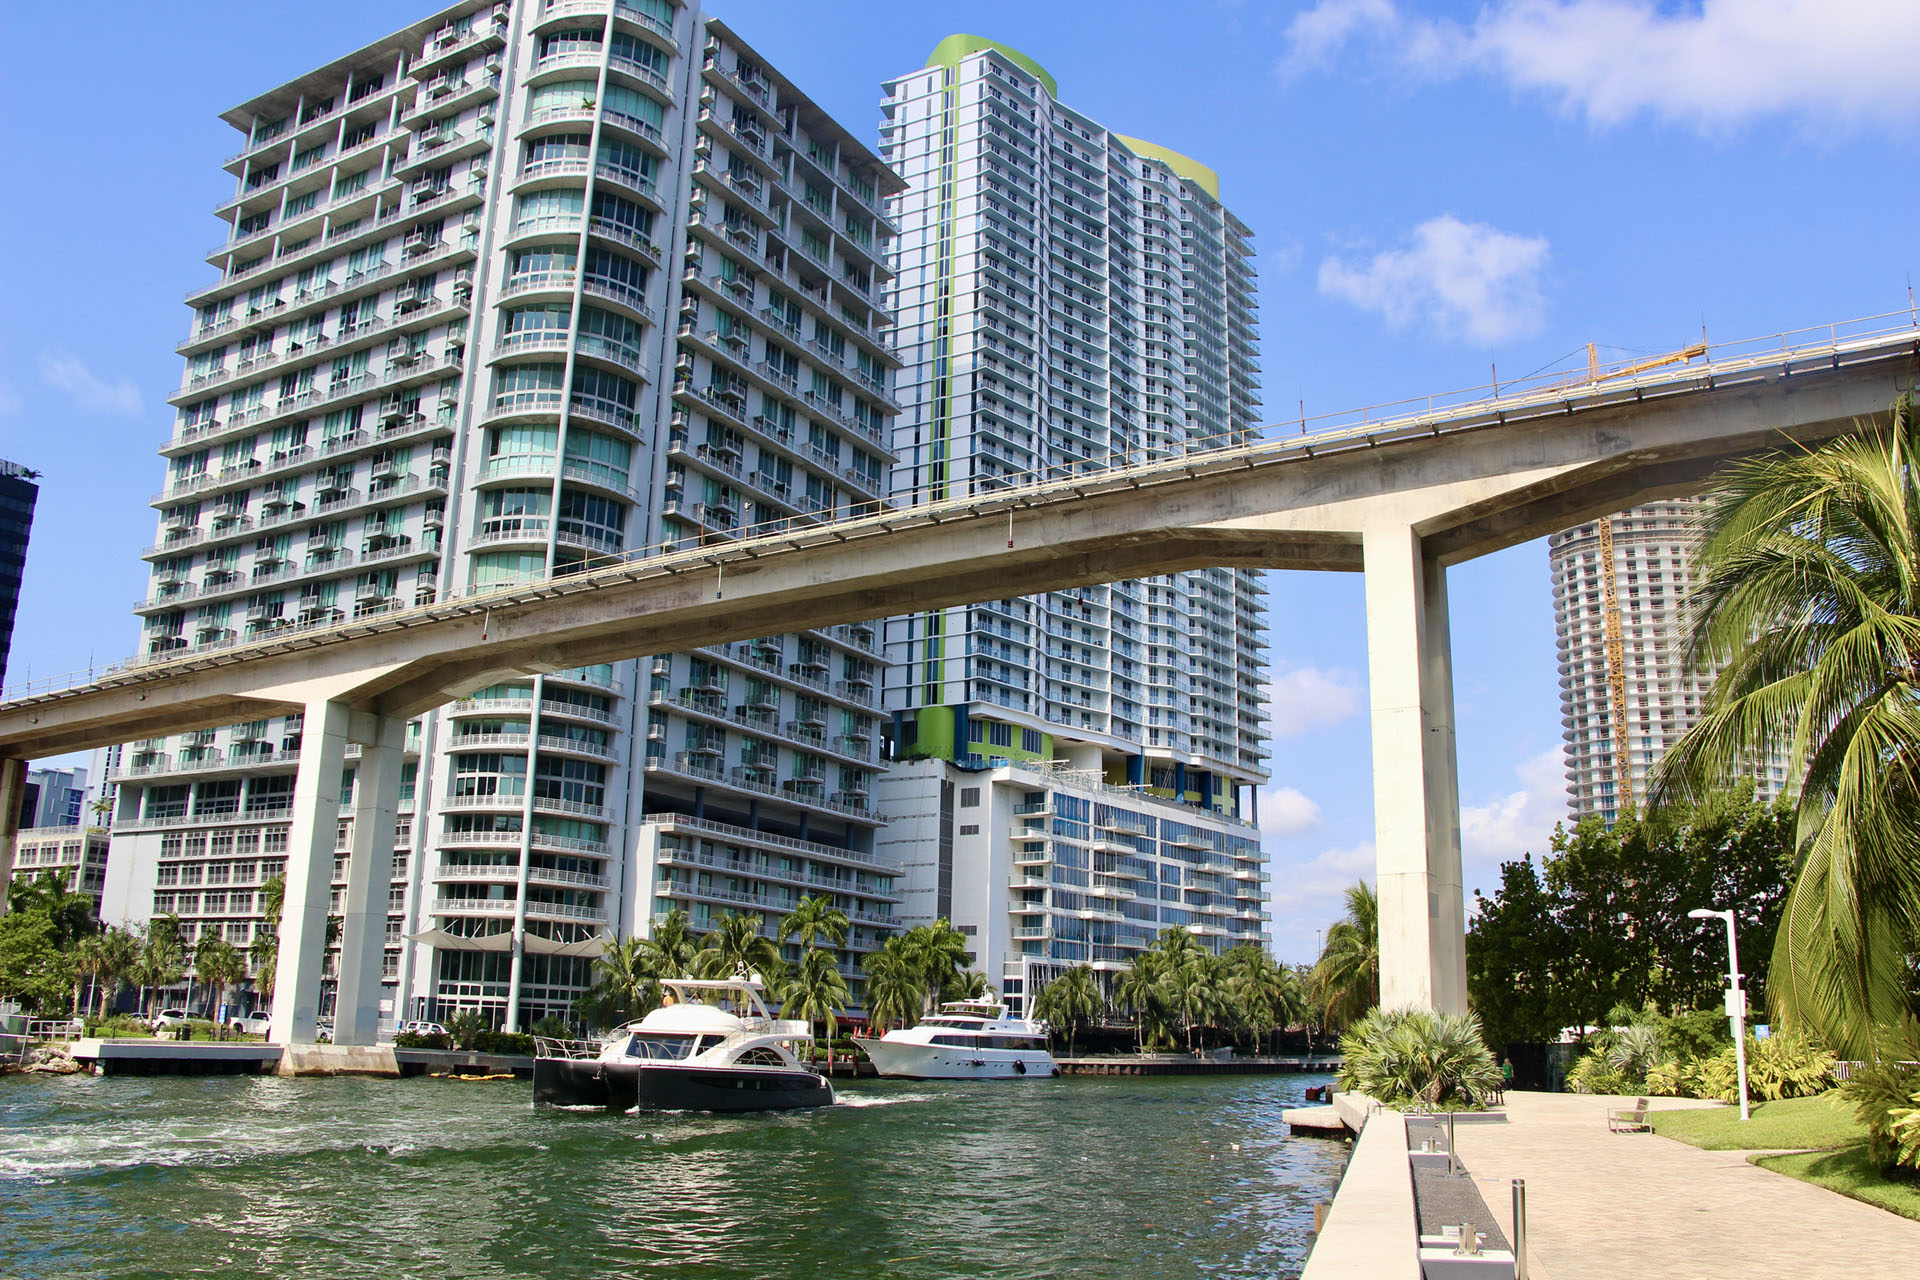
[1,1070,1345,1280]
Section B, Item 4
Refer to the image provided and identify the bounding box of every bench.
[1608,1097,1651,1132]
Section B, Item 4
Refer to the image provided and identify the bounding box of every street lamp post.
[1689,907,1750,1121]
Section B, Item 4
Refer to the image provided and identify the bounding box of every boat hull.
[859,1039,1059,1081]
[534,1059,835,1112]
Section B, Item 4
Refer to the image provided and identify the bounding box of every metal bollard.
[1512,1179,1529,1280]
[1447,1110,1457,1176]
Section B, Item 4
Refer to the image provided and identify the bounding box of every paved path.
[1448,1091,1920,1280]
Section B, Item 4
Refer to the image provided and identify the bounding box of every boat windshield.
[620,1033,719,1061]
[924,1017,988,1028]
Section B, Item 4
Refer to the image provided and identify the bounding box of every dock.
[1056,1054,1340,1076]
[64,1039,534,1079]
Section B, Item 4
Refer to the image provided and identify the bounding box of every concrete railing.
[1301,1101,1421,1280]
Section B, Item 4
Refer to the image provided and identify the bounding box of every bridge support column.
[269,700,351,1045]
[333,712,405,1047]
[0,756,23,914]
[1363,523,1467,1013]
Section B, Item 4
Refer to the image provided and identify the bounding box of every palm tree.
[860,939,922,1030]
[780,947,851,1050]
[899,919,970,1015]
[1311,881,1379,1031]
[8,872,98,949]
[194,933,246,1027]
[641,907,700,978]
[776,895,850,951]
[133,916,186,1018]
[693,911,785,983]
[91,926,141,1017]
[1033,964,1103,1057]
[1650,399,1920,1056]
[249,929,278,1002]
[1114,952,1167,1053]
[1224,943,1305,1056]
[580,936,659,1030]
[1169,952,1228,1053]
[945,969,990,1002]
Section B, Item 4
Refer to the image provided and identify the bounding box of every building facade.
[0,461,38,691]
[14,826,111,910]
[104,0,905,1029]
[22,765,89,830]
[1550,500,1788,823]
[872,37,1270,1007]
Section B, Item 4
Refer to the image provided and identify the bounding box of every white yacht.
[533,977,833,1112]
[858,999,1059,1080]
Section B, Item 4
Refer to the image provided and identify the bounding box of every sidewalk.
[1449,1091,1920,1280]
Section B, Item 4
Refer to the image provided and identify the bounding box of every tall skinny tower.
[873,37,1270,1010]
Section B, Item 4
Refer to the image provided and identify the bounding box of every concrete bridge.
[3,315,1914,1045]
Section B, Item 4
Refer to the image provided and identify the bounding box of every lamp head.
[1688,908,1723,921]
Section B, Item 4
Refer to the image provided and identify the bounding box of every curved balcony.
[592,160,664,210]
[527,49,606,84]
[469,518,552,551]
[536,732,619,762]
[490,328,575,363]
[553,522,626,559]
[599,110,670,159]
[513,156,592,193]
[579,274,657,327]
[501,212,586,250]
[607,54,674,105]
[586,216,663,267]
[440,792,529,815]
[499,268,580,304]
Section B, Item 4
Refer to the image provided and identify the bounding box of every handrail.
[7,308,1917,704]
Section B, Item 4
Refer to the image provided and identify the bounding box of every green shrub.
[1606,1024,1663,1082]
[1657,1008,1733,1061]
[1567,1051,1631,1095]
[528,1015,572,1040]
[85,1014,151,1039]
[394,1031,452,1050]
[472,1030,535,1056]
[1746,1028,1836,1101]
[1645,1059,1687,1096]
[1337,1008,1502,1107]
[444,1010,488,1051]
[1840,1026,1920,1170]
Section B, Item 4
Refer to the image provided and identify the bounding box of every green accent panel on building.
[925,34,1058,98]
[905,705,959,761]
[1114,135,1220,200]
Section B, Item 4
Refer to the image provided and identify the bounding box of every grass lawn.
[1754,1146,1920,1223]
[1648,1094,1864,1151]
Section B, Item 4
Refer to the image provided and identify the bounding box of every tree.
[946,969,990,1001]
[195,933,246,1025]
[776,895,849,952]
[860,939,922,1030]
[579,936,659,1030]
[7,872,98,950]
[780,947,851,1044]
[132,917,186,1018]
[1168,951,1228,1052]
[1115,952,1169,1052]
[1652,398,1920,1057]
[692,911,785,983]
[641,907,699,978]
[1311,882,1379,1030]
[1223,943,1305,1055]
[89,926,142,1016]
[0,912,71,1013]
[898,919,970,1014]
[1032,964,1103,1057]
[1467,790,1799,1046]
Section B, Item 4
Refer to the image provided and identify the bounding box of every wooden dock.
[1056,1054,1340,1076]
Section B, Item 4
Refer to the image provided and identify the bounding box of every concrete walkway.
[1449,1091,1920,1280]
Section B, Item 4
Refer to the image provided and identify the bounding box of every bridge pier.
[1364,523,1467,1013]
[268,697,406,1046]
[332,713,405,1047]
[0,756,23,914]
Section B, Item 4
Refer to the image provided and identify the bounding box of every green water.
[0,1071,1345,1280]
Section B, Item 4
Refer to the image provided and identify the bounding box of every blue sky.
[3,1,1917,962]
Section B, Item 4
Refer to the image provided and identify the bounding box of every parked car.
[150,1008,190,1033]
[228,1011,272,1035]
[397,1020,448,1037]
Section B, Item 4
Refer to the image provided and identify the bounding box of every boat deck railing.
[534,1036,602,1061]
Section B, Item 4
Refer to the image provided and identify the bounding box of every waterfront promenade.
[1450,1092,1920,1279]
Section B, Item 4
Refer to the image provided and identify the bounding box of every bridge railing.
[6,308,1918,708]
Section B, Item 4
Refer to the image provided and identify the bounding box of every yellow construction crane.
[1596,515,1634,812]
[1580,339,1707,814]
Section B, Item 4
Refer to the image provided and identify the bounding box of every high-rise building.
[0,460,39,691]
[871,37,1270,1010]
[22,764,89,829]
[1549,500,1788,823]
[102,0,906,1029]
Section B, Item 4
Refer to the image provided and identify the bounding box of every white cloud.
[1266,662,1365,737]
[1461,746,1568,872]
[1279,0,1920,131]
[39,352,142,416]
[1265,839,1376,963]
[1259,785,1324,837]
[1318,215,1550,345]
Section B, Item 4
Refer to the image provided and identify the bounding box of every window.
[960,787,981,808]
